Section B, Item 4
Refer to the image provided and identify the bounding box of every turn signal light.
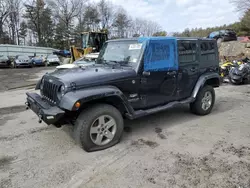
[75,102,81,109]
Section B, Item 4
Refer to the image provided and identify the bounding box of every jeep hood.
[46,66,136,87]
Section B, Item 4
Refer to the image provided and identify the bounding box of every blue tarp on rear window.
[140,37,178,71]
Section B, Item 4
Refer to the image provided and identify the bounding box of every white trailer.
[0,44,58,57]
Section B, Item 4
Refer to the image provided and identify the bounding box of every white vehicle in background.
[55,57,96,70]
[45,54,60,66]
[55,52,99,70]
[14,55,33,68]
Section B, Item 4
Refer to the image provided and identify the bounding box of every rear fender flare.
[192,73,220,99]
[59,85,134,114]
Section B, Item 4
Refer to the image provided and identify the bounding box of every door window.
[144,38,178,71]
[200,41,216,62]
[178,41,197,64]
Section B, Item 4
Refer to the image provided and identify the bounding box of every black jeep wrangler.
[26,37,220,152]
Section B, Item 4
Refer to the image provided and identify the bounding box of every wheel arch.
[192,73,220,99]
[59,85,135,116]
[77,96,132,117]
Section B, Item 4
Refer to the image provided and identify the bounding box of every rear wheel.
[190,85,215,115]
[73,104,124,152]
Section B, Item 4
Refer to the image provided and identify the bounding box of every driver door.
[139,38,178,108]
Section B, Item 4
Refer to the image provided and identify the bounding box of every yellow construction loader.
[70,31,108,62]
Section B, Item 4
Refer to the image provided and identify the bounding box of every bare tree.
[19,21,28,44]
[112,7,131,38]
[0,0,10,38]
[144,20,162,36]
[129,18,162,37]
[83,3,100,31]
[50,0,87,44]
[24,0,45,45]
[98,0,114,30]
[231,0,250,12]
[129,18,144,36]
[7,0,23,44]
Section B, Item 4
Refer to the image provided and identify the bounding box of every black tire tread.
[190,85,215,116]
[73,104,124,152]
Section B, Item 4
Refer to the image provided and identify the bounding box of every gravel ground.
[0,68,250,188]
[0,67,54,92]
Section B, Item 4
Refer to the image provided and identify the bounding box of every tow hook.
[38,115,42,123]
[25,102,29,110]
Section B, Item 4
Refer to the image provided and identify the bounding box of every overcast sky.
[95,0,241,32]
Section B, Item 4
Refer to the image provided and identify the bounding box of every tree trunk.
[16,29,20,45]
[11,25,16,44]
[0,21,4,38]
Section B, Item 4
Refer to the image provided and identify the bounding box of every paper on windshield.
[129,43,142,50]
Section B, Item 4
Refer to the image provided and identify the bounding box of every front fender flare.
[58,85,134,114]
[192,72,220,99]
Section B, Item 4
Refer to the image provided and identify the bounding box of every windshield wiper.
[103,60,118,65]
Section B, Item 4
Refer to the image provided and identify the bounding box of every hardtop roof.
[107,37,215,43]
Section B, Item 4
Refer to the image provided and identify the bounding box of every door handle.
[190,67,197,72]
[142,71,150,76]
[167,71,176,76]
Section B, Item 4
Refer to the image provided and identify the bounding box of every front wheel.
[73,104,124,152]
[190,85,215,116]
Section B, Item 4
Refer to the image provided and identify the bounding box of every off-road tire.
[190,85,215,116]
[229,77,242,85]
[73,104,124,152]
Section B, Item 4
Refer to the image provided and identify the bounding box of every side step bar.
[125,97,195,120]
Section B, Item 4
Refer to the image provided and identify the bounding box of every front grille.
[42,80,59,103]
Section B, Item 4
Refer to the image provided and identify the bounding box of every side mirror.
[142,71,150,76]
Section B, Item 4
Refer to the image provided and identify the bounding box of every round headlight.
[58,85,66,98]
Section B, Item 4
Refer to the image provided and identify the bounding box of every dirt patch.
[29,126,50,134]
[0,133,24,142]
[0,115,16,126]
[0,156,16,169]
[0,127,50,142]
[20,120,26,125]
[0,178,12,188]
[131,139,159,149]
[158,133,167,140]
[150,141,250,188]
[124,126,132,133]
[0,105,26,116]
[155,127,167,139]
[222,145,250,158]
[147,177,156,184]
[155,127,162,134]
[168,152,250,188]
[0,67,54,92]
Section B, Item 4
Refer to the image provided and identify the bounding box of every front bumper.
[16,63,32,67]
[48,61,60,65]
[33,62,45,66]
[26,92,65,125]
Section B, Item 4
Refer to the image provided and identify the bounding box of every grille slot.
[42,80,59,103]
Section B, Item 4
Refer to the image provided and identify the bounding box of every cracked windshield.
[1,0,250,188]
